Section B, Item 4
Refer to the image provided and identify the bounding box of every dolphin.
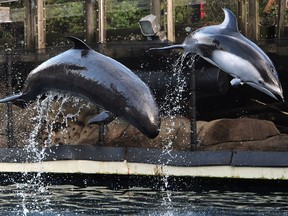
[151,8,284,101]
[0,36,160,138]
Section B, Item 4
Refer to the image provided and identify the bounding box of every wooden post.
[24,0,36,50]
[151,0,161,23]
[277,0,285,39]
[247,0,258,41]
[37,0,46,50]
[238,0,259,41]
[85,0,95,43]
[98,0,106,43]
[239,0,248,36]
[166,0,175,42]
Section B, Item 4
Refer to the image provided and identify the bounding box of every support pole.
[151,0,161,23]
[166,0,175,42]
[277,0,286,39]
[85,0,95,43]
[24,0,36,50]
[98,0,106,43]
[6,51,14,148]
[247,0,258,41]
[98,124,105,146]
[238,0,248,36]
[37,0,46,50]
[190,62,198,151]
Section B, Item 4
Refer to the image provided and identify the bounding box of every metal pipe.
[6,51,14,148]
[98,0,106,43]
[190,64,198,151]
[99,124,105,146]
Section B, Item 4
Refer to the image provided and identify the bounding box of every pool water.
[0,175,287,216]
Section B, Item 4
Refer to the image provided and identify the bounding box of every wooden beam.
[24,0,36,50]
[277,0,286,38]
[37,0,46,50]
[85,0,95,43]
[238,0,248,36]
[166,0,175,42]
[247,0,258,41]
[151,0,161,24]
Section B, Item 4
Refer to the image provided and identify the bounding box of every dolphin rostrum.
[151,8,284,101]
[0,36,160,138]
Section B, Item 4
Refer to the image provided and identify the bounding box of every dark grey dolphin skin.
[0,36,160,138]
[151,8,284,101]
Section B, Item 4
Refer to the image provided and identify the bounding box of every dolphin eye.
[258,80,264,85]
[270,66,276,74]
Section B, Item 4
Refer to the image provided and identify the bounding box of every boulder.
[197,117,280,148]
[198,134,288,151]
[104,116,193,150]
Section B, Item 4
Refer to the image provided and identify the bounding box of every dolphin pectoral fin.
[230,78,244,87]
[0,93,23,103]
[88,111,116,125]
[149,44,184,51]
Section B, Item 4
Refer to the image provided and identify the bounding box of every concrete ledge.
[0,145,287,180]
[0,160,287,180]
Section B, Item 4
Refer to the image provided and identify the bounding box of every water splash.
[159,53,197,213]
[15,92,92,215]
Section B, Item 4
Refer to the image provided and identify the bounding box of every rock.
[197,117,280,148]
[198,134,288,151]
[104,116,204,150]
[0,135,8,148]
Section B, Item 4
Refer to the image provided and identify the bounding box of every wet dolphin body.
[0,36,160,138]
[151,8,284,101]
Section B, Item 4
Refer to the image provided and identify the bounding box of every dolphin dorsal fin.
[66,36,91,50]
[220,8,239,32]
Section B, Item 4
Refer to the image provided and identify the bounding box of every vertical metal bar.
[98,124,105,146]
[190,63,197,151]
[97,107,105,146]
[84,0,95,43]
[98,0,106,43]
[6,51,14,148]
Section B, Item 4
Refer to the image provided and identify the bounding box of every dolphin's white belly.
[206,50,261,83]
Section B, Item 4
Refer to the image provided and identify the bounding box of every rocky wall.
[1,96,288,152]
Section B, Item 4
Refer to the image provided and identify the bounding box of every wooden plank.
[37,0,46,50]
[167,0,175,42]
[85,0,95,43]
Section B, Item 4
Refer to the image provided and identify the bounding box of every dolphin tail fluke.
[0,93,23,103]
[149,44,184,51]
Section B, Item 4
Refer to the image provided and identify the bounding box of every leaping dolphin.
[0,36,160,138]
[151,8,284,101]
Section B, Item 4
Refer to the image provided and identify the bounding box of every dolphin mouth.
[247,82,284,102]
